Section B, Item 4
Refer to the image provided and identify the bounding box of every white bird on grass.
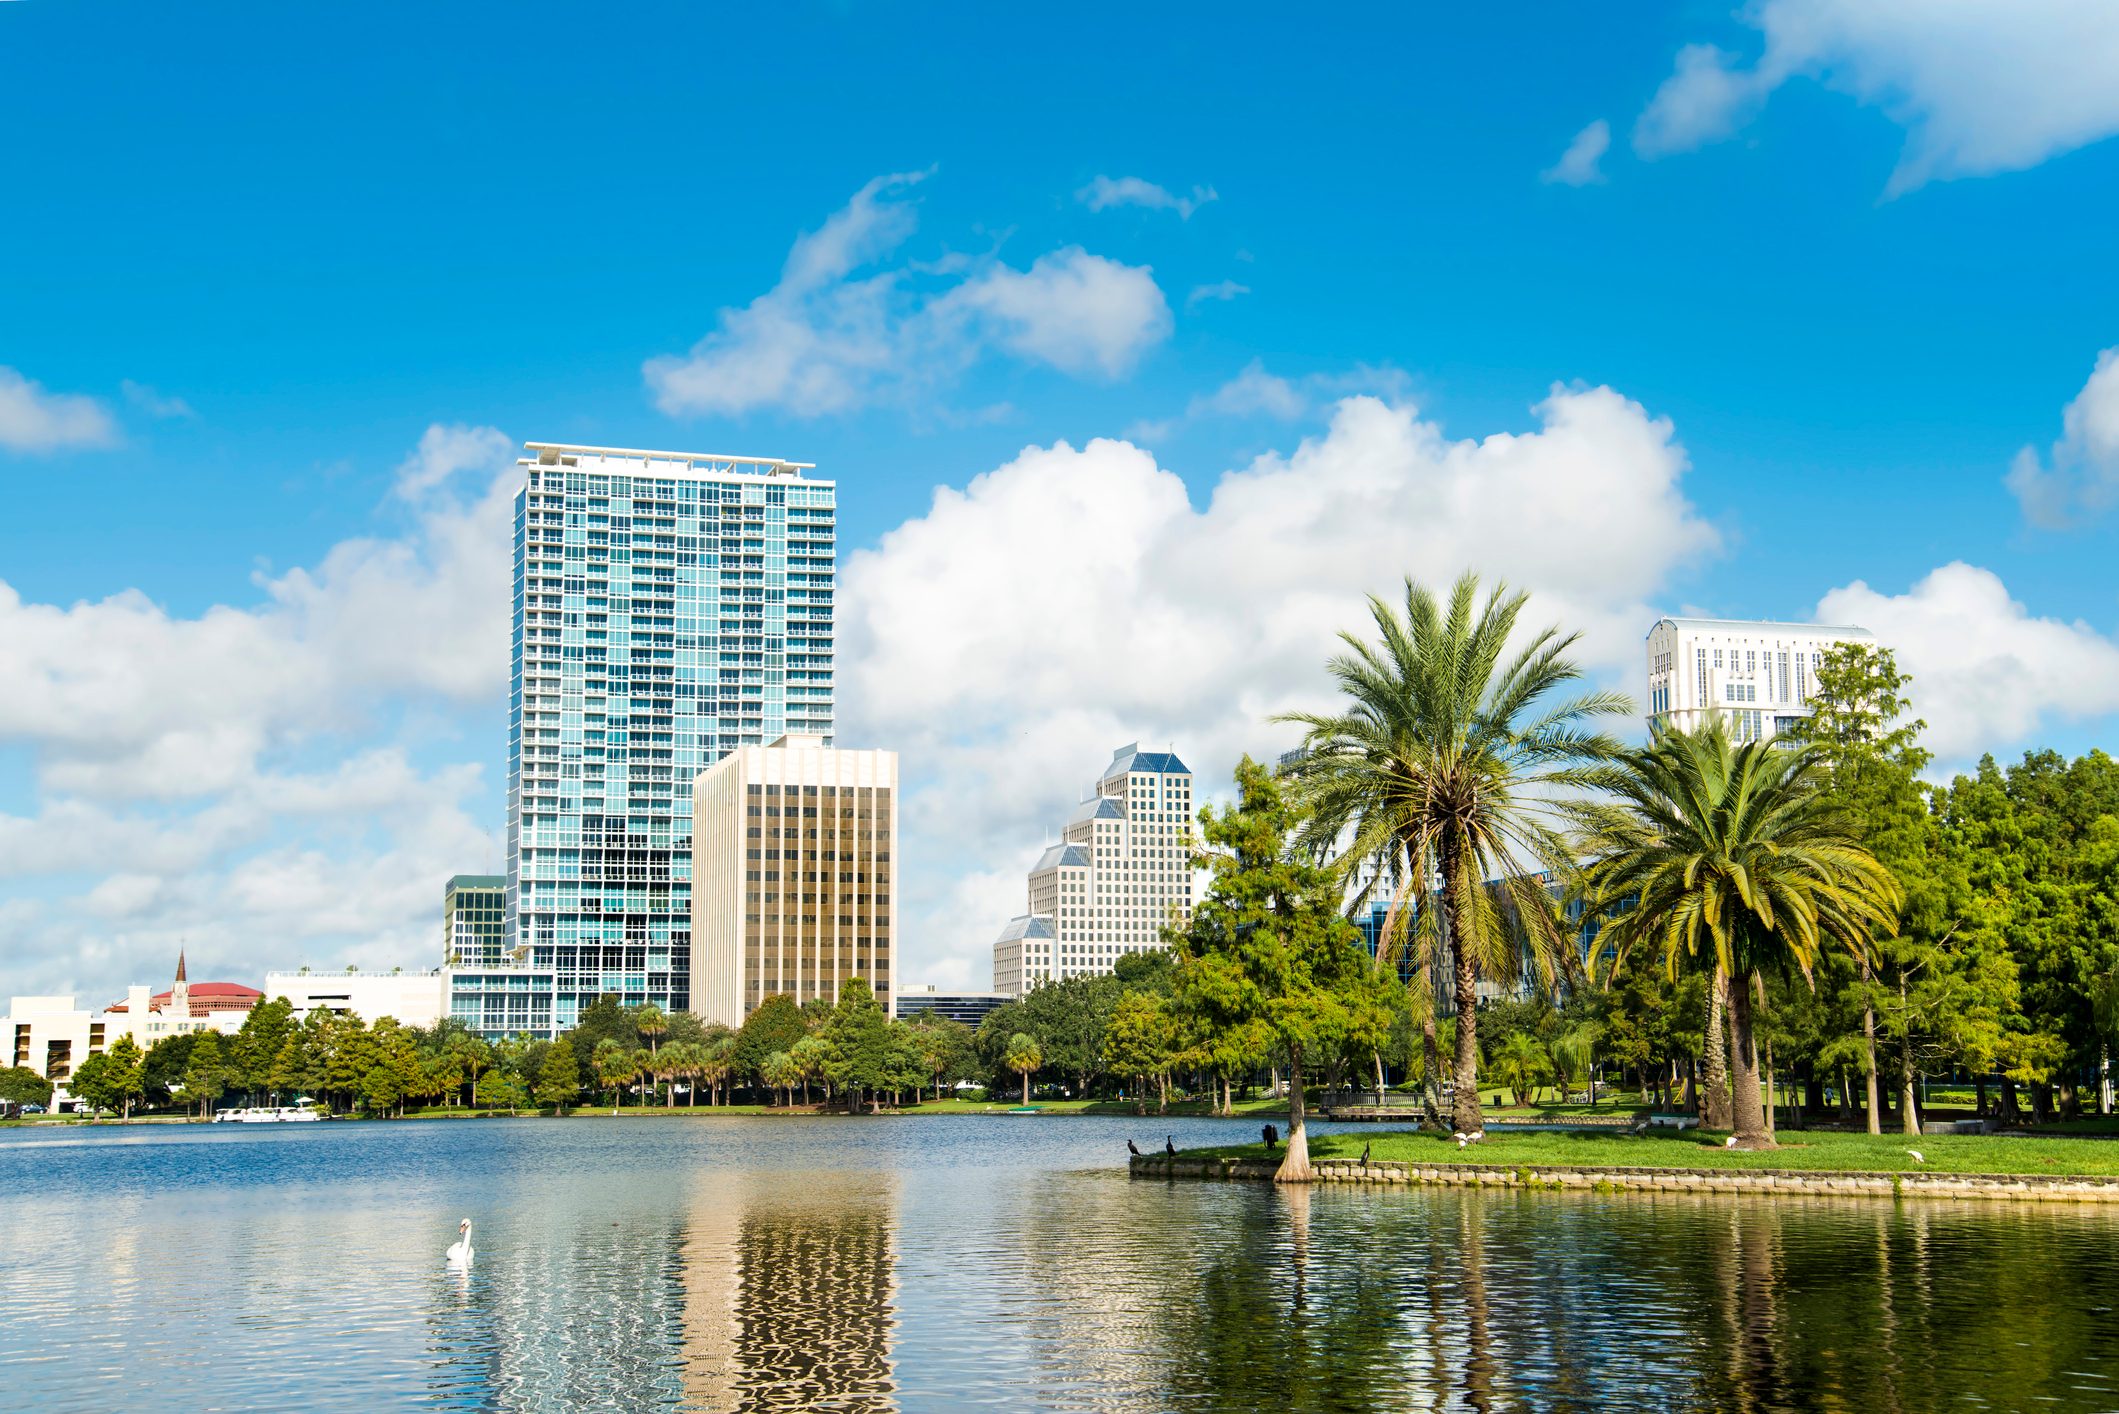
[1725,1136,1739,1148]
[1907,1150,1925,1165]
[445,1218,474,1267]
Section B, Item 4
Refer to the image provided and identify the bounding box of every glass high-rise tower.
[459,442,834,1038]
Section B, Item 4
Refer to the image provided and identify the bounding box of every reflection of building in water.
[428,1204,693,1410]
[681,1171,899,1412]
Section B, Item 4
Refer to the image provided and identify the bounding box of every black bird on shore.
[1127,1139,1141,1156]
[1360,1140,1371,1165]
[1262,1123,1279,1152]
[1166,1135,1177,1158]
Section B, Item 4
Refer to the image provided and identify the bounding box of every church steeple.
[175,947,187,985]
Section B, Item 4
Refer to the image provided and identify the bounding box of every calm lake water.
[3,1115,2116,1412]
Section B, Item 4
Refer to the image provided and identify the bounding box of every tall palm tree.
[635,1004,668,1055]
[1280,573,1628,1133]
[1004,1033,1043,1106]
[1576,717,1901,1148]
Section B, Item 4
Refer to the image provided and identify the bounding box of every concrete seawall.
[1129,1155,2119,1203]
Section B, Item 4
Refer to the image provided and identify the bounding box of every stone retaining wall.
[1128,1155,2119,1203]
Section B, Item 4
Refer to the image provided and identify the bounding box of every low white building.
[1645,617,1876,743]
[264,969,447,1028]
[4,954,256,1110]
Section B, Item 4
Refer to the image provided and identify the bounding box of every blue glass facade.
[478,443,834,1038]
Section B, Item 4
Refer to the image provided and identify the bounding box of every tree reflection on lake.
[2,1119,2116,1412]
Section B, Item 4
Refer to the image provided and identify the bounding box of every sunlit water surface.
[4,1116,2116,1412]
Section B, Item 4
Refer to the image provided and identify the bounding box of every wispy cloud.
[1076,175,1219,219]
[1186,279,1251,309]
[120,380,197,420]
[0,366,117,452]
[1541,119,1611,186]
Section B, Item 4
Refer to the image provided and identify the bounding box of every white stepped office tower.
[495,442,835,1037]
[1645,617,1874,743]
[992,744,1194,995]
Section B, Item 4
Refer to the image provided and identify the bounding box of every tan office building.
[694,735,898,1027]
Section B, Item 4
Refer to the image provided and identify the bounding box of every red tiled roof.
[105,982,262,1016]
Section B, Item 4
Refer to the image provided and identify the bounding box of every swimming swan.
[445,1218,474,1266]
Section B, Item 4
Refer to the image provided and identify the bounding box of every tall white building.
[264,969,447,1028]
[992,744,1194,996]
[1645,617,1875,742]
[694,735,897,1028]
[489,442,835,1038]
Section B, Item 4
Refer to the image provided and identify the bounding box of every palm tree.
[1004,1033,1043,1106]
[701,1037,733,1106]
[1577,718,1901,1148]
[592,1038,633,1116]
[1489,1031,1552,1108]
[1280,573,1628,1134]
[635,1003,668,1055]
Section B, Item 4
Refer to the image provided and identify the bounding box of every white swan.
[445,1218,474,1266]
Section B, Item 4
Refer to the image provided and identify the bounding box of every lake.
[3,1115,2116,1411]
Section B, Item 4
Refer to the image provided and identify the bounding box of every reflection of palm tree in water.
[1456,1200,1497,1414]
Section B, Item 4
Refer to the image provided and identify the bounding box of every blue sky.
[5,3,2118,999]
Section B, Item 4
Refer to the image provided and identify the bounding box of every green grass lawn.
[1184,1126,2119,1177]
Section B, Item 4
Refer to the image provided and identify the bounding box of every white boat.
[212,1102,324,1123]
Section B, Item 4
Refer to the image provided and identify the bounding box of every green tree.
[1580,718,1902,1148]
[1003,1032,1043,1106]
[0,1066,54,1109]
[819,981,897,1111]
[570,995,643,1058]
[361,1063,404,1115]
[592,1037,634,1114]
[1489,1030,1553,1107]
[477,1066,528,1114]
[232,997,296,1101]
[184,1030,230,1117]
[732,994,810,1094]
[70,1052,124,1117]
[1171,756,1383,1179]
[1280,573,1626,1134]
[762,1049,800,1104]
[1104,991,1180,1112]
[788,1033,829,1105]
[537,1035,581,1114]
[635,1003,669,1055]
[103,1035,147,1119]
[907,1014,978,1103]
[141,1033,198,1108]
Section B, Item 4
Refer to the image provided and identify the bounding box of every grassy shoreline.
[1185,1127,2119,1178]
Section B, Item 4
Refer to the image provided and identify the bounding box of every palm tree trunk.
[1727,970,1773,1149]
[1421,1018,1443,1129]
[1020,1069,1029,1106]
[1443,845,1483,1135]
[1704,965,1732,1130]
[1275,1047,1313,1183]
[1862,960,1882,1135]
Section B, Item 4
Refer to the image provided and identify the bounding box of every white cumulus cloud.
[2006,347,2119,528]
[644,174,1173,417]
[840,386,1719,988]
[0,425,516,1000]
[0,366,117,452]
[1543,119,1613,185]
[1633,0,2119,193]
[1816,562,2119,759]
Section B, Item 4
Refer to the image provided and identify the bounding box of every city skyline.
[6,7,2119,1004]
